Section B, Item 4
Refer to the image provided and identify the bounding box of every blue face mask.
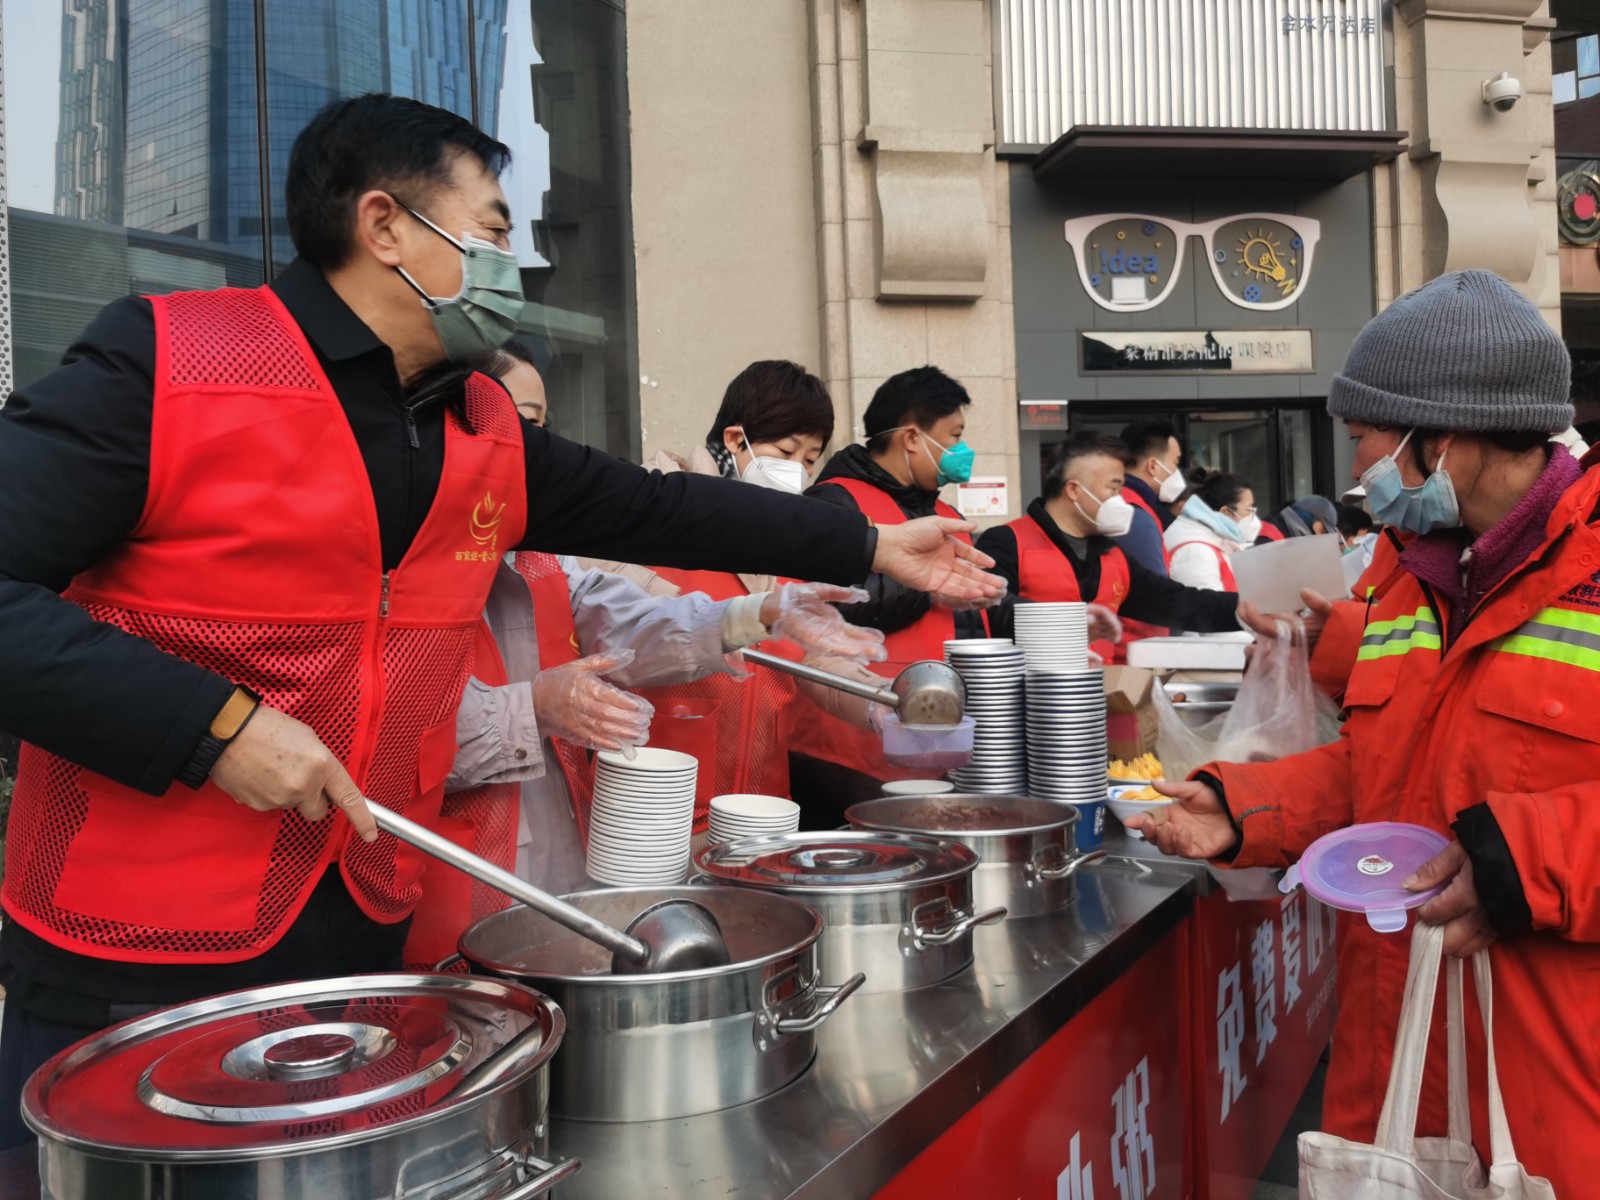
[1360,429,1460,534]
[1181,495,1244,544]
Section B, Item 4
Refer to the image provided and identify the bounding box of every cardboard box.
[1104,666,1161,763]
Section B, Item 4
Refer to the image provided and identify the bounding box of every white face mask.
[739,454,807,494]
[1234,513,1262,543]
[1152,459,1187,504]
[1074,486,1136,537]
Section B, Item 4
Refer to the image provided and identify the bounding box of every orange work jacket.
[1205,463,1600,1196]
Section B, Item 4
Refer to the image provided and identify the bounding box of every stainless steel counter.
[547,857,1197,1199]
[0,850,1202,1199]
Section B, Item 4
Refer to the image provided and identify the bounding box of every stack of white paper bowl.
[944,638,1027,794]
[585,748,698,886]
[1013,602,1091,673]
[708,794,801,846]
[1024,670,1109,806]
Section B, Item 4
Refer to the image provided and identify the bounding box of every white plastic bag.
[1298,923,1556,1199]
[1151,620,1339,780]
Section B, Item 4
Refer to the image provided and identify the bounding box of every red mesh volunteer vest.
[791,478,968,782]
[1120,487,1173,570]
[410,553,589,969]
[3,286,527,964]
[1008,516,1129,662]
[634,567,800,825]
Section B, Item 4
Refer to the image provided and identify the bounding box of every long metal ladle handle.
[740,647,901,708]
[368,802,648,964]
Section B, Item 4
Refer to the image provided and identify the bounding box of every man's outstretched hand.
[872,517,1006,603]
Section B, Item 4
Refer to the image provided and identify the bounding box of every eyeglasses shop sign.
[1081,330,1315,375]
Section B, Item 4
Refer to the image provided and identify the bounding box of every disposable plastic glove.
[763,583,887,664]
[531,649,656,754]
[1086,604,1123,647]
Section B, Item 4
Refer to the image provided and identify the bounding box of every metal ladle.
[741,648,967,727]
[368,803,731,975]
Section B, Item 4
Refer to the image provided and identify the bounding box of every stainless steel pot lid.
[845,794,1081,836]
[23,973,562,1160]
[695,831,976,891]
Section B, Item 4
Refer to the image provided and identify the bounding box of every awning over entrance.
[1031,126,1408,183]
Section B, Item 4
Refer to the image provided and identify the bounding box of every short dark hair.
[1043,432,1130,500]
[1188,469,1251,512]
[287,93,512,270]
[1119,420,1180,463]
[1337,504,1373,539]
[706,360,835,448]
[863,367,970,451]
[479,339,538,381]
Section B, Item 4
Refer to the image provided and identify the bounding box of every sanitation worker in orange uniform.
[1133,270,1600,1194]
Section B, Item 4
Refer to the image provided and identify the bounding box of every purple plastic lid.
[1279,822,1449,934]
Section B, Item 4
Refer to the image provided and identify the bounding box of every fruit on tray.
[1108,753,1164,781]
[1115,785,1167,802]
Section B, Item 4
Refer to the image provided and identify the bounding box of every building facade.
[0,0,1585,522]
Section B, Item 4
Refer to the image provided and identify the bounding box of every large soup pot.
[24,974,575,1200]
[695,832,1006,995]
[457,885,863,1123]
[846,794,1106,918]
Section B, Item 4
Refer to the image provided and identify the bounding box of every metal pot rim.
[459,888,826,985]
[694,831,978,895]
[844,795,1081,839]
[23,973,563,1163]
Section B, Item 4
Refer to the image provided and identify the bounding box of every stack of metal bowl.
[944,638,1027,794]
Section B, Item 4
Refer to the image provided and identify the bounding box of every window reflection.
[3,0,639,459]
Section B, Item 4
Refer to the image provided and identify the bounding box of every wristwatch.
[175,685,263,790]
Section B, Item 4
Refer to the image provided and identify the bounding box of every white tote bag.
[1298,923,1556,1200]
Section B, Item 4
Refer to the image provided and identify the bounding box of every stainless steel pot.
[844,794,1106,918]
[24,974,576,1200]
[457,885,862,1123]
[695,832,1005,995]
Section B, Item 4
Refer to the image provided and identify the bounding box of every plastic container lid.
[1280,822,1449,933]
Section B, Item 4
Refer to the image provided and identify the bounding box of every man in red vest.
[976,433,1240,655]
[791,366,994,816]
[1115,419,1185,576]
[0,95,1001,1140]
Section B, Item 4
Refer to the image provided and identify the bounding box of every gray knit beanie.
[1327,270,1572,433]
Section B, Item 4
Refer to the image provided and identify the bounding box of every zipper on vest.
[380,572,392,618]
[403,406,421,450]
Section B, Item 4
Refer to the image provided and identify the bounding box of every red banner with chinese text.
[875,924,1190,1200]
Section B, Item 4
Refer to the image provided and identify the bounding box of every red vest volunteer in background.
[0,94,991,1143]
[797,367,979,817]
[975,433,1239,657]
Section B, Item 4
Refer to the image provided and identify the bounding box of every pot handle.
[1030,847,1109,882]
[905,901,1007,951]
[771,972,866,1037]
[494,1153,582,1198]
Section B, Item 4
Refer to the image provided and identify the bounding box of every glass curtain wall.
[2,0,636,454]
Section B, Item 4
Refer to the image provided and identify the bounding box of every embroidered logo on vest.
[458,491,506,563]
[1558,574,1600,611]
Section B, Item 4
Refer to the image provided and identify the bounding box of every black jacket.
[0,261,878,1020]
[974,499,1239,639]
[808,444,946,635]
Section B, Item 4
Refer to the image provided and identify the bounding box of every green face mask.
[395,204,525,362]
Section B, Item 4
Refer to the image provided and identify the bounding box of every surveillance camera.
[1482,72,1522,112]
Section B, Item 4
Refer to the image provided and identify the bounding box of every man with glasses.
[0,94,1002,1140]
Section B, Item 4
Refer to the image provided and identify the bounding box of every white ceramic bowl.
[1106,787,1173,839]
